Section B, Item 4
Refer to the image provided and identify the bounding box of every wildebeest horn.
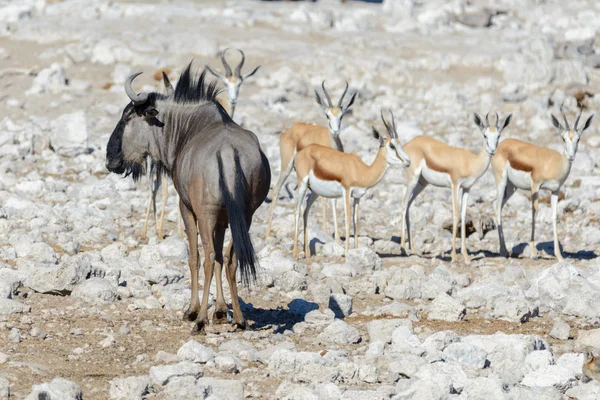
[321,80,333,107]
[560,103,569,130]
[221,48,233,78]
[337,81,349,108]
[124,72,148,105]
[235,49,245,78]
[574,104,583,130]
[485,112,490,127]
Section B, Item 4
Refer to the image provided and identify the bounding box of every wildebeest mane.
[173,63,229,118]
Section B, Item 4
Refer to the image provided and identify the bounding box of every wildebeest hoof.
[191,320,208,335]
[183,308,198,322]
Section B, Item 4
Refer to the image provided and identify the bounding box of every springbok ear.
[243,65,260,80]
[551,114,564,131]
[315,90,326,110]
[205,65,226,81]
[343,91,357,112]
[474,113,485,131]
[372,127,385,147]
[500,114,512,133]
[581,114,594,133]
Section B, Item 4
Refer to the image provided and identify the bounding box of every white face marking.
[325,107,343,135]
[483,126,501,155]
[562,130,580,161]
[308,170,344,198]
[387,139,410,167]
[224,77,243,104]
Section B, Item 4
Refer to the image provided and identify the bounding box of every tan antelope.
[491,104,593,260]
[400,112,512,264]
[206,48,260,118]
[583,349,600,382]
[292,111,410,258]
[106,65,271,333]
[265,81,356,240]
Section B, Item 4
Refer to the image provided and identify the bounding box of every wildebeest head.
[105,72,169,180]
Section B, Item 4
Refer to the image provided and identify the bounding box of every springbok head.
[205,48,260,117]
[474,111,512,156]
[315,80,357,137]
[551,103,594,162]
[372,110,410,167]
[106,72,167,179]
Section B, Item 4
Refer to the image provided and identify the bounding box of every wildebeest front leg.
[180,202,200,321]
[225,241,246,331]
[212,223,228,324]
[193,217,217,334]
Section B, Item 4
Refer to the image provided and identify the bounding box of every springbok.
[106,64,271,333]
[265,80,356,240]
[292,110,410,258]
[400,112,512,264]
[206,48,260,118]
[491,104,593,260]
[584,349,600,382]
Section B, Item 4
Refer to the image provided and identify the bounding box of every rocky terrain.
[1,0,600,398]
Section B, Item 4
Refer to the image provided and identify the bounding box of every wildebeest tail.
[217,150,257,286]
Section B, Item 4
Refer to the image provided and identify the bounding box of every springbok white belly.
[506,164,532,190]
[420,160,452,188]
[351,187,367,199]
[308,170,344,198]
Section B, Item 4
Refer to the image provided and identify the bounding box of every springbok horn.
[235,49,245,78]
[322,80,333,107]
[390,109,398,138]
[221,48,233,78]
[124,72,148,105]
[574,104,583,130]
[560,103,569,130]
[337,81,349,108]
[381,109,393,137]
[495,112,499,129]
[485,112,490,127]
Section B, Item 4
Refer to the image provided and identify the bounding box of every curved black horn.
[560,103,569,130]
[235,49,245,78]
[221,48,233,78]
[574,104,583,130]
[124,72,148,105]
[337,81,349,108]
[322,80,333,107]
[390,109,398,138]
[381,109,393,137]
[485,112,490,127]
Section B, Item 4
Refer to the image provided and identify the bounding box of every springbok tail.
[217,150,257,286]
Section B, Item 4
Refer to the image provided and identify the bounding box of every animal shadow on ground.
[240,298,319,333]
[509,241,597,260]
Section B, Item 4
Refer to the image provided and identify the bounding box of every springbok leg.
[303,192,319,257]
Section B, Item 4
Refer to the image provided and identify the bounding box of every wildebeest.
[106,63,271,333]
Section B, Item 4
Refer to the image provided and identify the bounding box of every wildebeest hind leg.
[212,223,228,324]
[181,201,200,322]
[225,241,246,331]
[193,217,217,334]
